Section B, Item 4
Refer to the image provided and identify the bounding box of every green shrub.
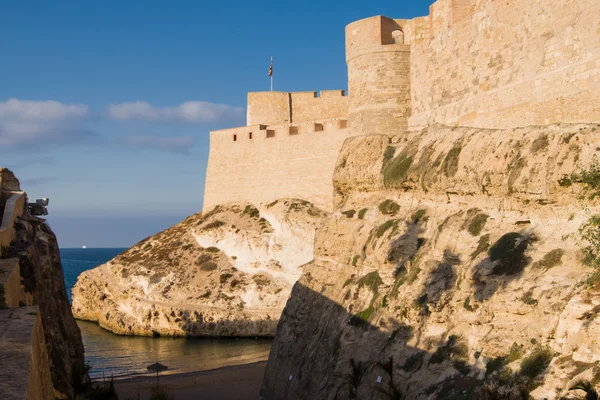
[383,146,395,162]
[520,346,553,378]
[580,216,600,269]
[381,295,388,308]
[349,305,374,326]
[358,208,368,219]
[383,153,413,187]
[199,262,218,272]
[568,380,599,400]
[429,335,469,367]
[463,297,476,312]
[390,266,407,298]
[206,246,220,253]
[243,205,260,218]
[489,232,532,275]
[411,209,428,224]
[203,220,225,230]
[195,254,211,265]
[532,249,564,269]
[484,342,523,378]
[356,271,383,294]
[343,277,354,288]
[471,234,490,260]
[342,209,356,218]
[219,273,233,284]
[379,199,400,215]
[252,274,270,287]
[507,342,524,363]
[467,213,489,236]
[375,220,396,238]
[559,158,600,269]
[521,288,538,305]
[352,255,360,266]
[530,134,549,154]
[486,357,506,376]
[442,145,462,178]
[405,265,421,285]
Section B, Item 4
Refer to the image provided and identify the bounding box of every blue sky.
[0,0,432,247]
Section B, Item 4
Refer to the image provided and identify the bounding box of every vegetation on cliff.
[262,124,600,400]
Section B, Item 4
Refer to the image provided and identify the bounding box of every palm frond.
[569,379,599,400]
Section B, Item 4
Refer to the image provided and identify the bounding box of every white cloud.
[107,101,244,123]
[122,135,195,153]
[0,98,90,147]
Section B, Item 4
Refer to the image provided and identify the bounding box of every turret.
[345,16,411,136]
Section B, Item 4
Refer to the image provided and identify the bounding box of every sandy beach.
[115,361,267,400]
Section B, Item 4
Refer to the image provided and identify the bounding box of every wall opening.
[266,130,275,138]
[233,134,237,142]
[249,132,253,139]
[392,30,404,44]
[289,126,299,135]
[314,123,324,132]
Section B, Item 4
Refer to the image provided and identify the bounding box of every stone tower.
[345,16,411,137]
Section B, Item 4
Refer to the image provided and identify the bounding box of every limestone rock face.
[10,212,85,399]
[71,199,327,337]
[261,124,600,400]
[0,168,20,191]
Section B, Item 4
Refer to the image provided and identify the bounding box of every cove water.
[61,248,272,379]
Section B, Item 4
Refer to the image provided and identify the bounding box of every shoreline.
[114,360,267,400]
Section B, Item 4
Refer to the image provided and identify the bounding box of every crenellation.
[204,0,600,212]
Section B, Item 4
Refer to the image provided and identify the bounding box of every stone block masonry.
[203,0,600,211]
[0,307,54,400]
[203,119,351,212]
[247,90,348,126]
[406,0,600,129]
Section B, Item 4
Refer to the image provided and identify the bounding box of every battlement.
[247,90,347,126]
[345,16,411,62]
[204,117,352,211]
[204,0,600,212]
[211,118,348,144]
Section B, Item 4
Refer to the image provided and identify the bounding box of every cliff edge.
[261,123,600,400]
[0,168,85,399]
[72,199,327,337]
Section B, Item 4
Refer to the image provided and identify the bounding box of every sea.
[61,248,272,380]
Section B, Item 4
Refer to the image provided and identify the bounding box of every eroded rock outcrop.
[1,167,86,399]
[72,199,327,337]
[261,124,600,400]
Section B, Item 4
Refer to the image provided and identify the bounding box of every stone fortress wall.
[405,0,600,129]
[203,0,600,211]
[203,118,351,211]
[247,90,348,126]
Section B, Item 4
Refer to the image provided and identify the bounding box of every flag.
[268,59,273,77]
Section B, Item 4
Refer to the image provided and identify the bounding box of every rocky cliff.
[0,168,86,399]
[72,199,327,337]
[261,124,600,400]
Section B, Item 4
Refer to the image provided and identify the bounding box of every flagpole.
[270,56,273,92]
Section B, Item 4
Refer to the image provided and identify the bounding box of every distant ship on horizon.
[82,245,87,249]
